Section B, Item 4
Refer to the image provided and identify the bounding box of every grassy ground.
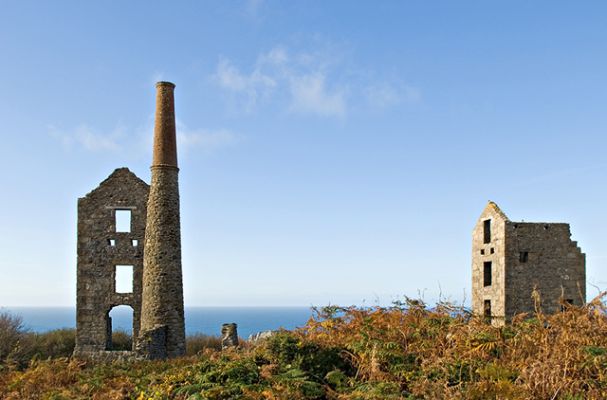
[2,295,607,399]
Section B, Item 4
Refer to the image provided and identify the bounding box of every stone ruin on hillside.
[471,201,586,325]
[73,82,185,360]
[72,83,589,360]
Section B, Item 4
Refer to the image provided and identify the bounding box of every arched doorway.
[106,305,134,351]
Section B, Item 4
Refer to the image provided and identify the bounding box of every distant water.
[2,307,314,339]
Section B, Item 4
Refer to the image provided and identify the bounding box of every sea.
[2,307,315,339]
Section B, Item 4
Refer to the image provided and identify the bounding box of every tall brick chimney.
[138,81,186,359]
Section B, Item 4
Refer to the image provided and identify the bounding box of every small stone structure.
[221,323,239,349]
[74,82,185,360]
[73,168,149,357]
[472,201,585,324]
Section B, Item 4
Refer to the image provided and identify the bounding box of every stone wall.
[74,168,149,357]
[504,222,585,316]
[471,202,585,323]
[471,202,508,324]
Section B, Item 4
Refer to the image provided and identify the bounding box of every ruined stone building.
[472,201,585,324]
[74,82,185,359]
[73,168,149,357]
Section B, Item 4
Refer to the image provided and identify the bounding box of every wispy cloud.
[214,58,276,112]
[176,121,240,152]
[50,121,239,155]
[288,73,346,117]
[212,44,419,118]
[49,124,123,152]
[213,46,349,118]
[365,82,421,109]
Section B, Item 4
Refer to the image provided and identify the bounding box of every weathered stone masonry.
[472,202,585,324]
[75,81,185,360]
[73,168,149,357]
[138,82,186,359]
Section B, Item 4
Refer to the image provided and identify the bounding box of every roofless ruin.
[471,201,585,325]
[74,82,185,360]
[72,83,588,359]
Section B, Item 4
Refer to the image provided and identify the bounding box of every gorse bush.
[3,295,607,398]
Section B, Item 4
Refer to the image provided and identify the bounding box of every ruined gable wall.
[74,168,149,356]
[472,206,508,322]
[504,222,585,316]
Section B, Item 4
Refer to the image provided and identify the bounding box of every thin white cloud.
[213,58,276,112]
[212,45,419,118]
[259,46,289,67]
[176,121,239,152]
[365,82,421,108]
[365,84,400,108]
[288,73,346,117]
[49,124,122,152]
[213,46,347,117]
[50,121,239,154]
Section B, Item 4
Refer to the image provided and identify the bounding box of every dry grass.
[2,296,607,399]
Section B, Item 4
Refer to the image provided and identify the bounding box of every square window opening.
[131,239,139,247]
[490,248,495,254]
[519,251,529,263]
[115,265,134,293]
[483,261,492,287]
[480,249,485,255]
[115,210,132,233]
[108,239,116,247]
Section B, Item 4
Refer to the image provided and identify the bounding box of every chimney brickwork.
[138,82,186,358]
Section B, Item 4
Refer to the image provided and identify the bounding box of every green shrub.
[186,333,222,354]
[32,329,75,359]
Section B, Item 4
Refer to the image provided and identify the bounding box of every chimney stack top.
[156,81,176,89]
[152,82,178,168]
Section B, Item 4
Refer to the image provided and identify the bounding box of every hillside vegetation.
[2,295,607,399]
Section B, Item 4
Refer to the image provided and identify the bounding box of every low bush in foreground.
[0,313,223,367]
[2,295,607,399]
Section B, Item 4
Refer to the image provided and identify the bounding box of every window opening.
[107,305,133,351]
[519,251,529,263]
[131,239,139,247]
[480,249,485,255]
[483,300,491,321]
[115,209,132,233]
[115,265,134,293]
[483,219,491,243]
[108,239,116,247]
[483,261,492,287]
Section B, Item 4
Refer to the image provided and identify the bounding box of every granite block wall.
[74,168,149,357]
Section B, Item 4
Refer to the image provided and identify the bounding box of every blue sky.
[1,1,606,307]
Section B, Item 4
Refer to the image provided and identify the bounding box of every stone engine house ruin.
[472,201,586,324]
[73,83,590,360]
[74,169,149,356]
[74,82,185,360]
